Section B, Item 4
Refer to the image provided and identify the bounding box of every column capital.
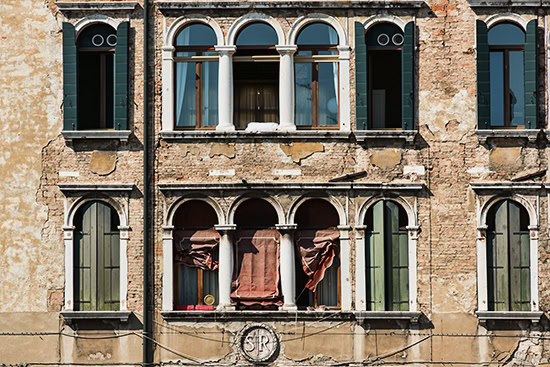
[215,224,237,232]
[276,45,298,55]
[215,45,237,55]
[337,45,351,60]
[275,224,298,232]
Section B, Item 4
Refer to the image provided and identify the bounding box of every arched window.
[173,200,220,310]
[233,198,281,308]
[62,21,130,131]
[366,23,404,129]
[295,23,339,128]
[488,24,525,127]
[365,200,409,311]
[486,199,530,311]
[77,24,116,130]
[174,23,219,128]
[294,199,340,309]
[476,19,537,129]
[74,201,120,311]
[234,23,279,129]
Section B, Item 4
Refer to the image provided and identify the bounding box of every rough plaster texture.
[2,0,550,365]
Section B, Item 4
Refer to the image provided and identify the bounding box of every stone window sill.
[62,130,131,143]
[61,311,131,323]
[161,310,422,323]
[161,310,356,322]
[160,130,351,141]
[476,129,542,144]
[56,2,138,11]
[476,311,543,325]
[355,311,422,323]
[354,130,417,143]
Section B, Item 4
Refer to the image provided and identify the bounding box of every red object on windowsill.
[175,305,215,311]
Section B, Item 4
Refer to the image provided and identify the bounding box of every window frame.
[295,45,340,129]
[488,26,525,128]
[173,24,219,130]
[60,185,132,313]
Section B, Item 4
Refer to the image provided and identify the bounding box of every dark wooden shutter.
[366,201,385,310]
[386,201,409,311]
[62,22,78,131]
[524,19,537,129]
[488,200,510,311]
[114,22,130,131]
[401,22,415,130]
[508,201,530,311]
[476,20,490,129]
[74,201,120,311]
[355,21,368,130]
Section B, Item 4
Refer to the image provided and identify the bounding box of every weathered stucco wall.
[2,0,550,365]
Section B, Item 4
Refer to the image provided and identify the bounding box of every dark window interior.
[174,200,218,229]
[77,24,116,130]
[234,198,278,228]
[294,199,340,309]
[366,23,404,129]
[173,200,219,308]
[234,23,279,129]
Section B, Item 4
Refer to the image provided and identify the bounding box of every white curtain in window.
[328,30,339,106]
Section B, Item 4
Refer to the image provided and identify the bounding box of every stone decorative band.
[56,2,139,11]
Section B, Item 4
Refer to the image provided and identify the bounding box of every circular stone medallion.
[239,324,279,363]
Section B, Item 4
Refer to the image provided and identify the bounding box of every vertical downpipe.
[143,0,152,365]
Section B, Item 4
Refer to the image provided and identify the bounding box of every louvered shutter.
[524,19,537,129]
[386,201,409,311]
[97,202,120,311]
[62,22,78,131]
[476,20,490,129]
[401,22,415,130]
[488,200,510,311]
[508,201,530,311]
[367,201,385,310]
[355,22,368,130]
[114,22,129,131]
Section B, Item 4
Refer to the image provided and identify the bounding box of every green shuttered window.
[476,20,537,129]
[62,22,129,131]
[366,200,409,311]
[354,21,414,130]
[74,201,120,311]
[487,200,530,311]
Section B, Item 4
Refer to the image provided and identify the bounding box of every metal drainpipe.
[142,0,153,365]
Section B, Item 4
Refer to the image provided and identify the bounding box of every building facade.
[2,0,550,365]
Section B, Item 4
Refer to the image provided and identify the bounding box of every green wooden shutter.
[366,201,385,310]
[386,201,409,311]
[488,200,510,311]
[355,21,368,130]
[62,22,78,131]
[98,202,120,311]
[476,20,490,129]
[74,201,120,311]
[114,22,130,131]
[75,202,96,311]
[508,201,530,311]
[524,19,537,129]
[401,22,415,131]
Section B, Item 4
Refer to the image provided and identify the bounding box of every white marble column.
[337,46,351,131]
[276,45,297,131]
[161,46,175,132]
[338,225,352,311]
[354,225,367,311]
[64,225,75,311]
[215,46,237,132]
[276,224,297,310]
[215,224,236,310]
[162,225,174,311]
[476,225,488,311]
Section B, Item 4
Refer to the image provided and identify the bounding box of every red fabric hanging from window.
[174,229,220,271]
[296,228,340,291]
[232,229,282,306]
